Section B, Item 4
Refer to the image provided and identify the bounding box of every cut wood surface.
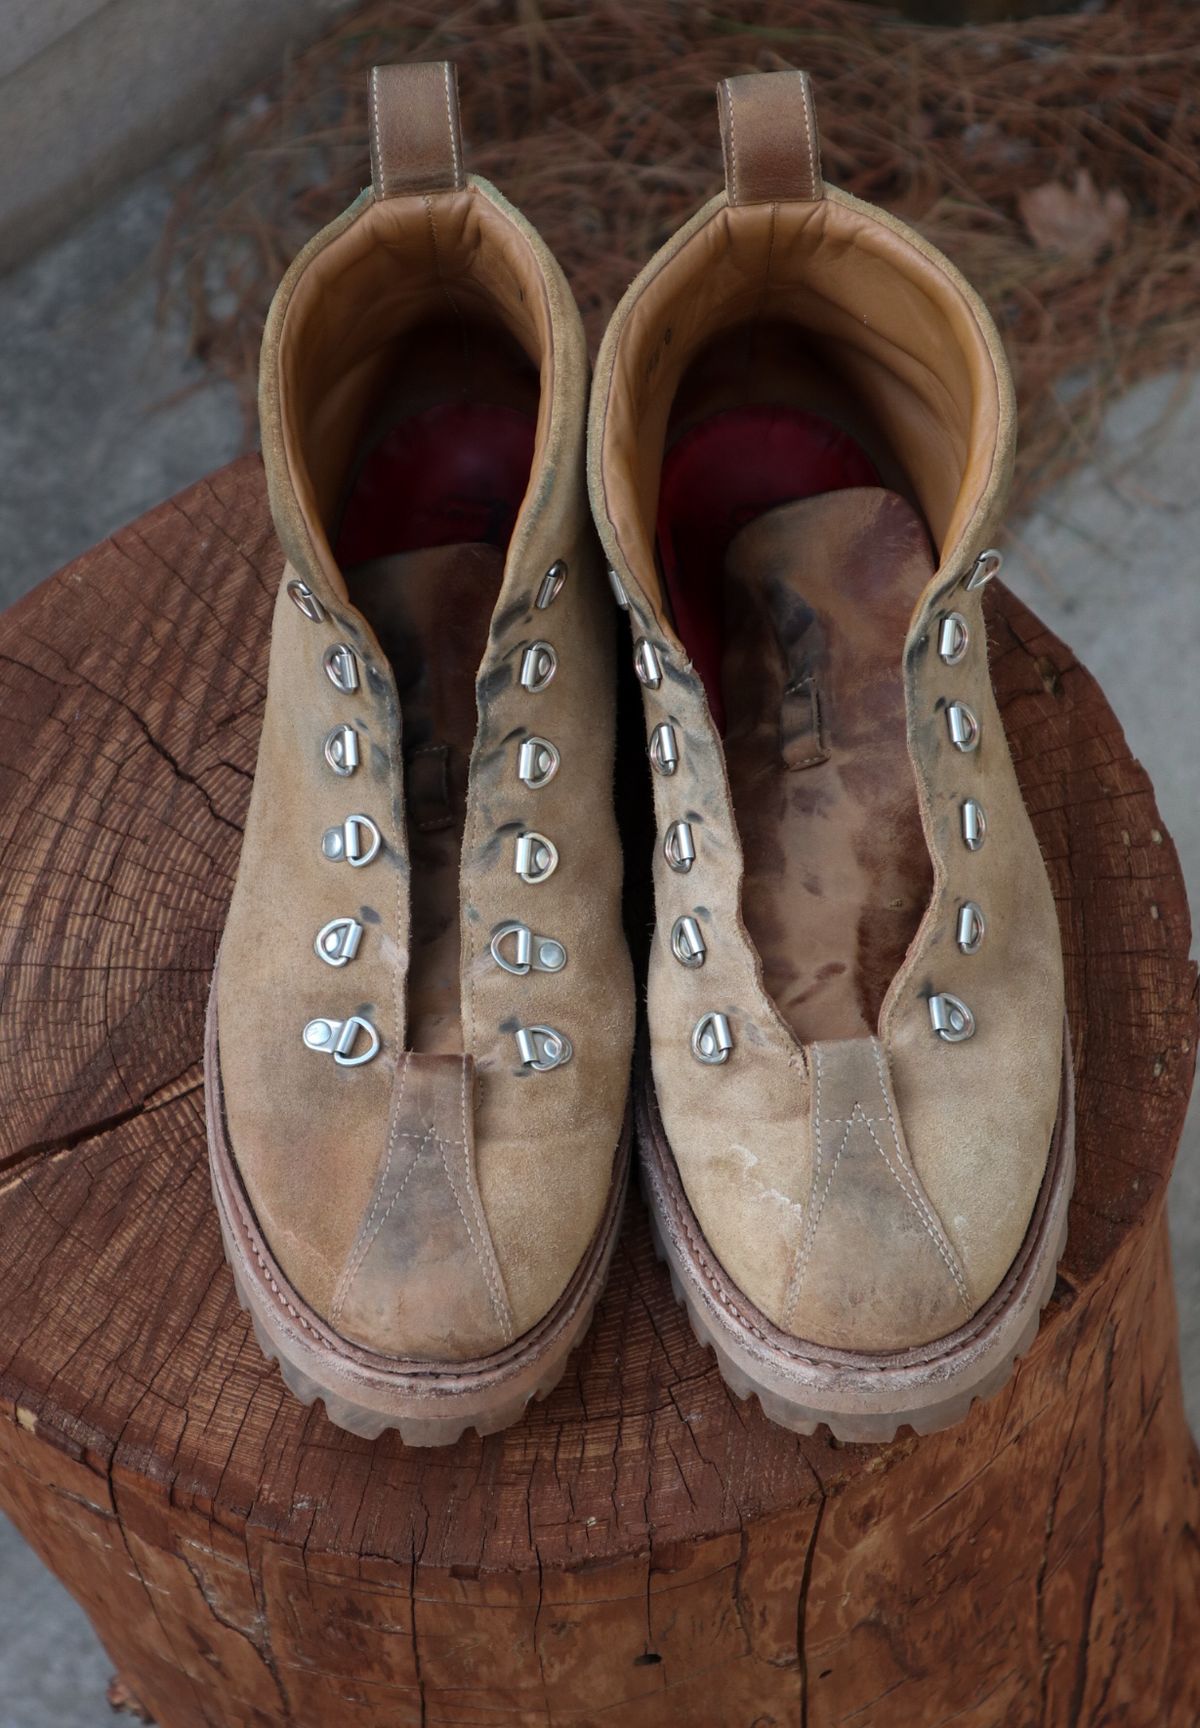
[0,457,1196,1726]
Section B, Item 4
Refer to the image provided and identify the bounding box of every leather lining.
[599,190,1002,636]
[275,185,555,596]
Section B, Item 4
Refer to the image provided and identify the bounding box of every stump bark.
[0,457,1197,1728]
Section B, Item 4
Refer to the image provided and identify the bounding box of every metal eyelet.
[663,820,696,873]
[515,831,558,884]
[321,814,382,867]
[517,736,560,789]
[938,612,970,666]
[323,723,360,777]
[323,643,360,694]
[314,916,363,967]
[302,1015,380,1066]
[634,638,663,689]
[929,993,975,1043]
[490,921,567,975]
[670,914,706,968]
[963,548,1003,591]
[956,902,986,955]
[520,642,557,692]
[535,560,568,610]
[608,566,630,610]
[947,701,981,752]
[516,1025,573,1071]
[649,722,679,777]
[962,798,987,851]
[691,1011,733,1065]
[287,578,325,622]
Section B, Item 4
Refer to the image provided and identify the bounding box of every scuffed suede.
[214,79,632,1367]
[333,1052,516,1360]
[588,70,1064,1355]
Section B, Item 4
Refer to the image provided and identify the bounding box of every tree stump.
[0,457,1197,1728]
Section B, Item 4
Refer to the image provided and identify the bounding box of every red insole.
[656,407,879,730]
[335,402,537,567]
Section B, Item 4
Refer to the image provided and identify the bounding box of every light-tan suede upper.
[215,64,633,1364]
[588,70,1065,1354]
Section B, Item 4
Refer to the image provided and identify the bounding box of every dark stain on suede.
[720,489,936,1042]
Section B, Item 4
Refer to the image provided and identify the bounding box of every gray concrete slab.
[0,155,1196,1720]
[0,1515,113,1728]
[0,154,243,600]
[0,0,357,268]
[1000,370,1200,1437]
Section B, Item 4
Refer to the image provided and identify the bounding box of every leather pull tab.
[718,70,824,206]
[369,61,465,199]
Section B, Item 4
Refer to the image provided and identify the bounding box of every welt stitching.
[648,1054,1065,1367]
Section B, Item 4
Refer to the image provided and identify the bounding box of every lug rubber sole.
[637,1024,1075,1443]
[206,984,629,1446]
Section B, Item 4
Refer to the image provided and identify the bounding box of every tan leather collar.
[259,176,582,614]
[590,185,1015,641]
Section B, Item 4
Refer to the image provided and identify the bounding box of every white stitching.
[785,1106,854,1325]
[862,1116,972,1314]
[721,82,740,204]
[247,1235,325,1341]
[441,1059,513,1340]
[331,1050,411,1320]
[335,1126,429,1319]
[443,61,463,188]
[783,1042,972,1327]
[799,72,820,199]
[781,1045,824,1324]
[868,1040,972,1313]
[369,66,385,198]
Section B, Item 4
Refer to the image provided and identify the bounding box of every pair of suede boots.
[204,60,1073,1447]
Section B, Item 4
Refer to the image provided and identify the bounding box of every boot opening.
[268,189,552,1052]
[600,196,1003,1039]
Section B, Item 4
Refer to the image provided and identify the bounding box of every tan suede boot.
[206,62,634,1444]
[589,70,1072,1440]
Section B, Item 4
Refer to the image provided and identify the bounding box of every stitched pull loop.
[718,69,824,206]
[369,61,465,200]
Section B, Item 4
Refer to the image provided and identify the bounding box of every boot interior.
[271,190,553,1052]
[599,195,1004,1043]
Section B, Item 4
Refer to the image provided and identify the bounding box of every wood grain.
[0,457,1196,1725]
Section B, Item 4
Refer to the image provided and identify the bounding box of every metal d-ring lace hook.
[302,1014,380,1066]
[490,921,567,975]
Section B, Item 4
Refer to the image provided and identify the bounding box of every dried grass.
[165,0,1200,508]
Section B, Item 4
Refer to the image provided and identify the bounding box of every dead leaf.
[1017,170,1131,263]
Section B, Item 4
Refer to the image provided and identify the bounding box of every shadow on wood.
[0,458,1196,1725]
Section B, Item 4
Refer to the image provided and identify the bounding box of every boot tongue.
[720,488,935,754]
[346,542,504,828]
[717,488,938,1042]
